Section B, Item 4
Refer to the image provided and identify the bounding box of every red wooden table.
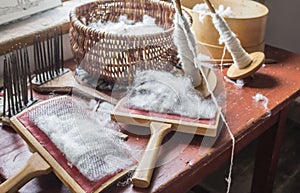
[0,45,299,193]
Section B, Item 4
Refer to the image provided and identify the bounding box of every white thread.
[253,93,271,118]
[173,2,235,193]
[197,62,235,193]
[212,14,252,69]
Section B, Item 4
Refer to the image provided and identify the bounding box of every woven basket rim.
[69,0,176,40]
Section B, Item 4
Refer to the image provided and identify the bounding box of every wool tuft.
[88,15,164,35]
[253,93,271,117]
[193,3,235,22]
[125,70,217,119]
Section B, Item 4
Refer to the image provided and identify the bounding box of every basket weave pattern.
[69,0,179,83]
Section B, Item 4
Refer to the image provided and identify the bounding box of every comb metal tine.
[11,50,20,113]
[16,47,23,111]
[16,48,23,112]
[7,56,16,116]
[17,46,25,107]
[25,46,34,101]
[54,28,59,76]
[50,31,55,77]
[18,46,26,106]
[34,35,41,83]
[21,46,29,105]
[38,35,47,83]
[46,32,54,79]
[3,56,7,117]
[59,27,64,72]
[42,35,50,81]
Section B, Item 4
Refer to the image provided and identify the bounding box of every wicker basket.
[69,0,179,84]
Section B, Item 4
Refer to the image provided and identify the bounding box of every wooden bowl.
[182,0,268,59]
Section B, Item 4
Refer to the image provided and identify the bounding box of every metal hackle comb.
[31,27,117,104]
[32,27,69,85]
[1,45,36,125]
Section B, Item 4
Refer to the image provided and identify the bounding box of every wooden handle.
[0,152,52,193]
[73,83,118,105]
[174,0,183,16]
[132,122,172,188]
[204,0,216,13]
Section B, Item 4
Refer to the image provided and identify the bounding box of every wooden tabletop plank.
[0,45,299,193]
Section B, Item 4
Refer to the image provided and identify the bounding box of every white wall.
[265,0,300,53]
[1,0,300,79]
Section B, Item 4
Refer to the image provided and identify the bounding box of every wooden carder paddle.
[0,96,135,193]
[111,98,221,188]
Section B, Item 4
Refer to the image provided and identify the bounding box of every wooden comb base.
[32,70,118,104]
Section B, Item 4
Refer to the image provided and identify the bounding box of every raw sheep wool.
[193,3,235,22]
[125,70,217,119]
[28,97,134,181]
[88,14,164,35]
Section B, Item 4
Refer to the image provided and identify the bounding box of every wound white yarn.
[173,10,202,87]
[212,14,252,69]
[253,93,271,118]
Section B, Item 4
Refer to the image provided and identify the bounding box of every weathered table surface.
[0,45,299,193]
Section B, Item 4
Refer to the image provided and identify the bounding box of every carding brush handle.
[0,152,52,193]
[73,83,118,105]
[132,122,172,188]
[204,0,216,13]
[174,0,183,16]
